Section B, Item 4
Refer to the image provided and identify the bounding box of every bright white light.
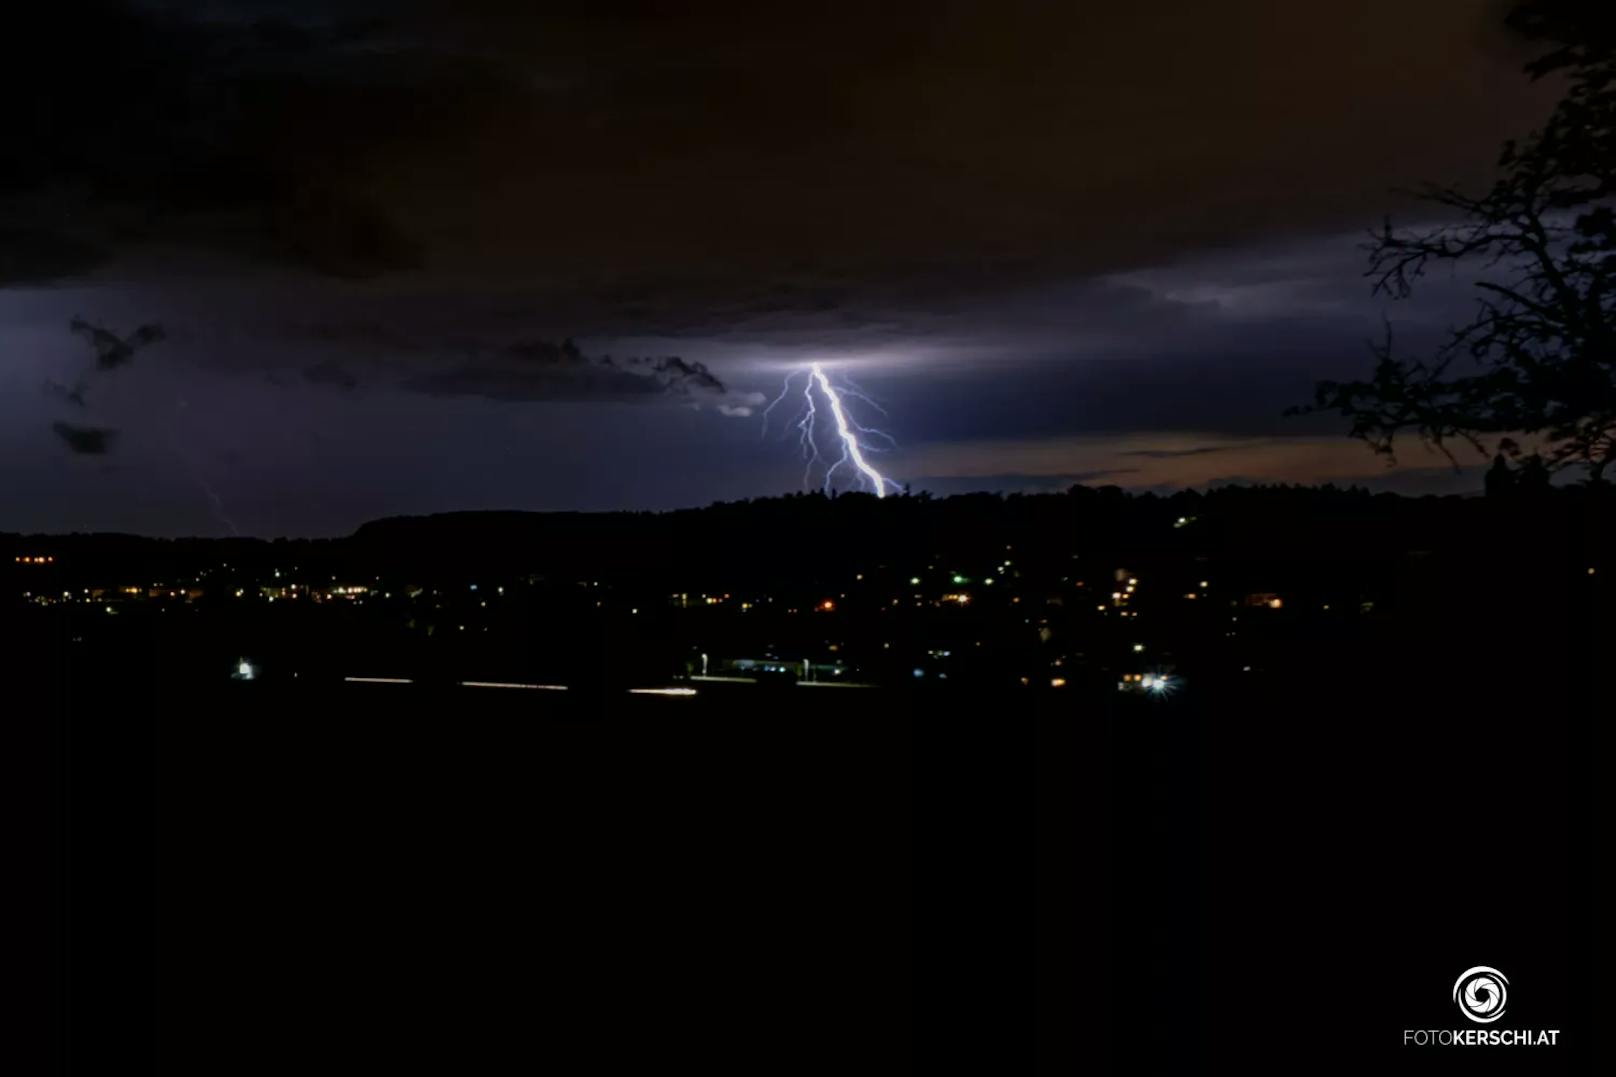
[810,363,890,497]
[344,676,413,684]
[628,687,698,697]
[768,363,898,496]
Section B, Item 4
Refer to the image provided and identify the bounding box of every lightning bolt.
[764,362,898,498]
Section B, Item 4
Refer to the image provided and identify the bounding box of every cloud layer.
[0,1,1558,533]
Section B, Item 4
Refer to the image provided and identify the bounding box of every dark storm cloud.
[273,189,423,280]
[0,4,430,282]
[29,316,169,461]
[0,228,108,286]
[0,0,1558,461]
[226,305,754,408]
[51,421,118,455]
[403,339,728,404]
[38,317,167,420]
[649,357,725,395]
[0,1,1553,307]
[70,318,166,371]
[0,1,1566,534]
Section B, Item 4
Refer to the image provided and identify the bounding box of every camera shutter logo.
[1453,966,1509,1024]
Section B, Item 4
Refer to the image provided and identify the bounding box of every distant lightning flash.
[763,361,899,497]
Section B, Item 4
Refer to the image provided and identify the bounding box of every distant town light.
[1132,643,1144,652]
[1050,677,1067,688]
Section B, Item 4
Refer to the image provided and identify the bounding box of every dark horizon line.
[0,478,1508,545]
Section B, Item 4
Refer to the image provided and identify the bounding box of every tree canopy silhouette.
[1299,1,1616,480]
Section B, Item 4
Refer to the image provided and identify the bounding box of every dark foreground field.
[8,597,1610,1075]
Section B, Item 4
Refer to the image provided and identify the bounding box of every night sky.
[1,1,1557,536]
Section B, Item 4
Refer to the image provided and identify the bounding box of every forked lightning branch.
[763,362,904,498]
